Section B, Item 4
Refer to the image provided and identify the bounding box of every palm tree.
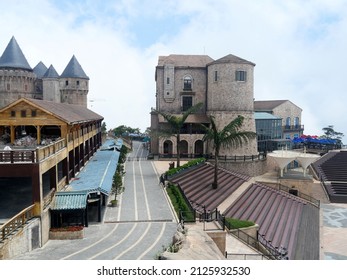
[154,102,203,168]
[202,115,256,189]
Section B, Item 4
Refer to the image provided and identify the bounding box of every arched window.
[194,140,204,157]
[163,140,173,155]
[179,140,189,157]
[183,76,192,90]
[286,117,291,129]
[294,117,300,128]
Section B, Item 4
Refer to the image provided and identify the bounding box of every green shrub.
[225,217,255,229]
[166,183,194,221]
[165,158,205,177]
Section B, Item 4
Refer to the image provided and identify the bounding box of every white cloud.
[0,0,346,142]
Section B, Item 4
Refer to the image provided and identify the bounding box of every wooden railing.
[36,138,66,161]
[0,205,35,242]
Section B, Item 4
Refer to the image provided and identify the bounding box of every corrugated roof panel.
[51,191,88,210]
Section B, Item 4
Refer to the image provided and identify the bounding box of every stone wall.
[0,218,41,260]
[218,159,267,177]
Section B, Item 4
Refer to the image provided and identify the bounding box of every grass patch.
[166,183,195,222]
[225,218,255,229]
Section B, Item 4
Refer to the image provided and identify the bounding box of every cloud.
[0,0,346,142]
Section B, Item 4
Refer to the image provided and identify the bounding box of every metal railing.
[159,152,267,162]
[279,184,320,208]
[0,204,35,242]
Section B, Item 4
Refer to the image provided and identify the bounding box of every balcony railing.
[0,138,66,164]
[283,125,304,131]
[0,204,35,242]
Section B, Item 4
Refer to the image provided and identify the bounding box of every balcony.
[283,124,304,132]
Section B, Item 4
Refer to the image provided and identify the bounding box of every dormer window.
[183,76,192,91]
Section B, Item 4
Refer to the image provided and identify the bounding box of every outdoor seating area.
[223,182,319,260]
[169,162,250,213]
[312,150,347,203]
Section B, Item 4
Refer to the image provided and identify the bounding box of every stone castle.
[0,36,89,108]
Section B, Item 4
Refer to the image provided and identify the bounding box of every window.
[166,77,170,84]
[32,110,37,117]
[235,70,247,81]
[24,84,28,91]
[183,76,192,90]
[10,111,16,117]
[65,80,69,86]
[286,117,291,128]
[182,96,193,111]
[7,83,10,91]
[214,71,218,82]
[76,81,80,86]
[21,110,26,117]
[294,117,300,128]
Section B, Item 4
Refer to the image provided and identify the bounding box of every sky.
[0,0,346,143]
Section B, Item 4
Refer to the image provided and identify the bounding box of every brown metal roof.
[208,54,255,66]
[254,100,288,111]
[157,54,214,67]
[16,98,103,124]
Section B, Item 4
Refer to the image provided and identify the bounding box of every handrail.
[278,184,320,208]
[158,153,267,162]
[0,204,35,242]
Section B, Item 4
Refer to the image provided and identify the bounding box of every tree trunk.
[176,133,180,168]
[213,149,219,189]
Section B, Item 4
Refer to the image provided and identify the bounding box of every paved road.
[13,141,178,260]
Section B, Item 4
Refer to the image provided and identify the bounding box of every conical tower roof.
[43,64,59,78]
[33,61,48,78]
[0,36,32,70]
[60,55,89,79]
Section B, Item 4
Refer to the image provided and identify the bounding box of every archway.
[163,140,173,155]
[179,140,188,157]
[194,140,204,157]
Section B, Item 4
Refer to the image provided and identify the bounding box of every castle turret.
[59,55,89,107]
[206,54,258,156]
[0,36,36,107]
[43,65,60,103]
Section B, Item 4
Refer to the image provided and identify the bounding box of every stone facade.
[254,100,304,140]
[0,37,89,109]
[151,54,258,157]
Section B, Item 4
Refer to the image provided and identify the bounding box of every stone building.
[0,36,89,108]
[150,54,258,158]
[254,100,304,140]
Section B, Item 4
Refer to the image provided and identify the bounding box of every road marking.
[139,159,151,220]
[113,222,152,260]
[60,223,120,260]
[88,223,137,260]
[136,222,167,260]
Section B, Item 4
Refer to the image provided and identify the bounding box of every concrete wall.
[0,218,41,260]
[206,231,226,255]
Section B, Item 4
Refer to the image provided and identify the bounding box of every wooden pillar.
[36,125,41,145]
[10,125,15,144]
